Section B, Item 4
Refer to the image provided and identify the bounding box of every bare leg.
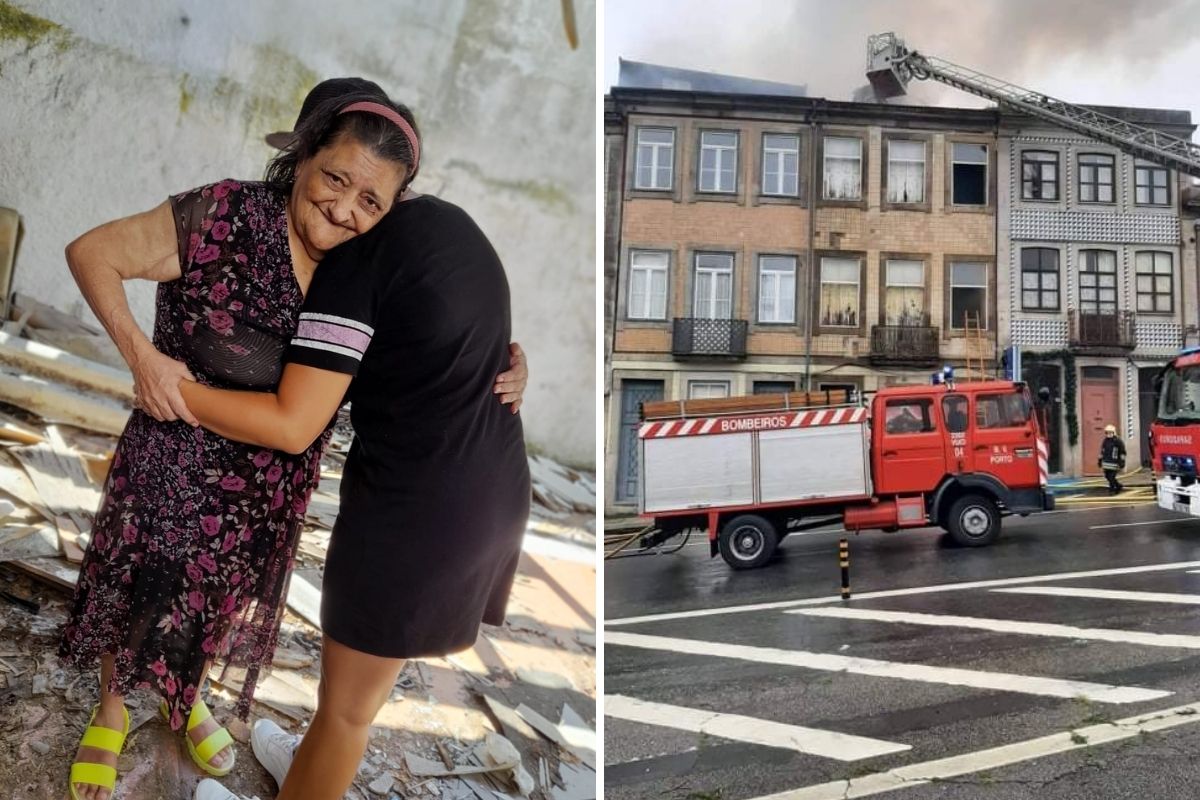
[183,659,232,769]
[276,637,405,800]
[70,655,125,800]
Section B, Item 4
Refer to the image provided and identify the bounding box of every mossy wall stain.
[0,1,63,46]
[178,74,193,115]
[239,43,317,138]
[446,159,575,215]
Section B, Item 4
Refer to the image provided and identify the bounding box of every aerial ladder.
[865,32,1200,178]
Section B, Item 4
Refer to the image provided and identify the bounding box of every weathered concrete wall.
[0,0,595,466]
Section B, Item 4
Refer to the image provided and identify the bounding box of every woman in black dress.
[178,185,531,800]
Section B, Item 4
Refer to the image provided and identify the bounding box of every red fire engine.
[1150,347,1200,513]
[638,379,1055,569]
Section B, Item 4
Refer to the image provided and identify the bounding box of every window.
[1079,250,1117,315]
[1020,248,1059,311]
[883,260,926,325]
[976,393,1031,429]
[1135,251,1173,313]
[1135,161,1169,205]
[757,255,796,324]
[887,140,925,203]
[699,131,738,193]
[819,257,860,327]
[823,136,862,200]
[1021,151,1058,200]
[634,128,674,190]
[753,380,796,395]
[951,143,988,205]
[949,262,988,330]
[693,253,733,319]
[884,399,935,434]
[688,381,730,400]
[627,251,669,320]
[762,134,799,196]
[942,395,969,433]
[1078,153,1115,203]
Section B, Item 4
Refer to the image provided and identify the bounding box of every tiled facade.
[997,109,1197,476]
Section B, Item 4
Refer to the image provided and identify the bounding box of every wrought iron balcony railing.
[1068,309,1136,352]
[672,317,749,359]
[869,324,941,365]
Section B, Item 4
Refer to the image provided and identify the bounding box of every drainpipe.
[803,106,820,389]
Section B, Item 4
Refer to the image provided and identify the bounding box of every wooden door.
[1080,367,1119,476]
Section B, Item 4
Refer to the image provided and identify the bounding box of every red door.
[1081,369,1120,477]
[874,395,948,494]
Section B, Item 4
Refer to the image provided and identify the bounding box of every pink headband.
[338,100,420,174]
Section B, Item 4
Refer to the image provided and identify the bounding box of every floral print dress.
[59,180,332,728]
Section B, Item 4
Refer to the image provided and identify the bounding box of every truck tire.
[719,514,779,569]
[946,494,1001,547]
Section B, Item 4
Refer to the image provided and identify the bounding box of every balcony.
[1068,309,1136,354]
[672,317,748,359]
[869,323,940,366]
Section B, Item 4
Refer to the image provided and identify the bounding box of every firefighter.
[1098,424,1126,494]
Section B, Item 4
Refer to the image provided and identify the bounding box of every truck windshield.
[1158,365,1200,423]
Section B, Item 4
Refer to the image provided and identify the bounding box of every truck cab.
[1151,348,1200,513]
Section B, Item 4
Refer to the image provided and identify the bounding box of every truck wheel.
[718,515,779,569]
[946,494,1000,547]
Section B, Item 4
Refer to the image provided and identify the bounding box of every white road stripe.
[1089,517,1200,530]
[606,559,1200,626]
[604,632,1168,703]
[790,607,1200,649]
[994,586,1200,605]
[745,700,1200,800]
[604,694,910,761]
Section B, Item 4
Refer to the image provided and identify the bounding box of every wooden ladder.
[963,311,989,381]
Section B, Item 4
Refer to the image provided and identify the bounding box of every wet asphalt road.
[604,501,1200,799]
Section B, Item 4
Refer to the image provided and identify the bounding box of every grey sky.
[604,0,1200,140]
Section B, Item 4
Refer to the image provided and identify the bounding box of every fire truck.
[1151,348,1200,513]
[638,379,1054,569]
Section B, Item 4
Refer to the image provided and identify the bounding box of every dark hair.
[264,91,421,197]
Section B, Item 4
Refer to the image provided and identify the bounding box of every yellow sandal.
[160,698,236,777]
[69,704,131,800]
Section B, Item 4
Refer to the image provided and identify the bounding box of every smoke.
[606,0,1200,119]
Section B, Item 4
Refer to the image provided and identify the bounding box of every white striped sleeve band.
[292,313,373,361]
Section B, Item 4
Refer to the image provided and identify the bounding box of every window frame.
[1135,250,1174,315]
[697,129,739,195]
[883,398,937,435]
[1078,152,1116,204]
[821,134,864,202]
[687,380,731,400]
[815,254,864,332]
[1019,247,1060,312]
[1020,150,1059,202]
[885,138,927,205]
[947,260,990,332]
[633,126,676,192]
[1078,249,1118,316]
[949,142,989,207]
[1134,161,1170,207]
[691,251,735,320]
[882,257,928,326]
[626,249,671,322]
[761,133,800,197]
[756,254,798,325]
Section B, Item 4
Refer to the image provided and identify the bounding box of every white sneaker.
[251,718,300,789]
[194,778,261,800]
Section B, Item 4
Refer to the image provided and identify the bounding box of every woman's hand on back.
[494,342,528,414]
[130,344,200,425]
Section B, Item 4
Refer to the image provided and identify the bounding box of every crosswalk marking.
[605,631,1170,703]
[789,607,1200,649]
[993,586,1200,604]
[743,700,1200,800]
[605,694,911,761]
[606,559,1200,627]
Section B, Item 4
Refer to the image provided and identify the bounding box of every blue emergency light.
[931,365,955,386]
